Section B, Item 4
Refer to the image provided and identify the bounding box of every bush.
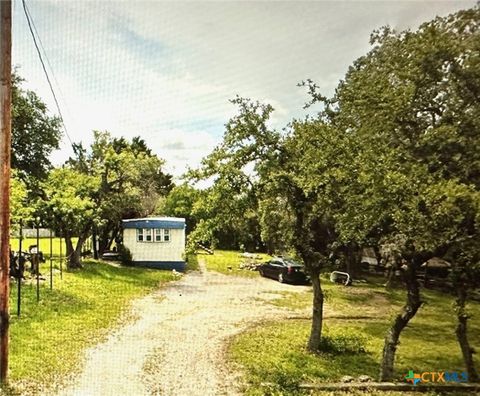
[186,254,199,271]
[319,327,367,354]
[117,244,133,266]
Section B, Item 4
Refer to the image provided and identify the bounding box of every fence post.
[49,229,53,289]
[36,219,40,302]
[17,220,22,317]
[59,231,63,279]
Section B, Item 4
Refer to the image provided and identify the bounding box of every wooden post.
[0,0,11,383]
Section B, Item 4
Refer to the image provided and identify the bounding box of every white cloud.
[150,128,219,178]
[12,0,477,178]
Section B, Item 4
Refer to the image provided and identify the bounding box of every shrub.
[186,254,199,271]
[117,244,133,266]
[319,327,367,354]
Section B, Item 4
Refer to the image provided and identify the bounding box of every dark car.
[258,257,309,284]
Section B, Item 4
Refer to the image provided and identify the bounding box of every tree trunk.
[380,263,422,381]
[384,265,395,289]
[92,227,98,260]
[106,227,119,251]
[65,234,85,269]
[455,284,479,382]
[373,245,382,270]
[308,267,324,352]
[345,243,360,278]
[98,227,111,256]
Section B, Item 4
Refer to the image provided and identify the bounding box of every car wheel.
[278,273,284,283]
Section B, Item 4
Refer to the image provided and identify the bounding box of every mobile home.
[122,217,186,271]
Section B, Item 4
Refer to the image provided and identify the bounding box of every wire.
[23,2,74,123]
[21,0,74,147]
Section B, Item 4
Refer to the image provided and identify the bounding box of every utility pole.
[0,0,12,383]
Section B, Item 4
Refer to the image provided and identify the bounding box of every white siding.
[123,228,185,262]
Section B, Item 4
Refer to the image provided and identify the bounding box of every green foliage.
[117,244,133,266]
[11,72,61,185]
[259,196,295,254]
[40,168,99,236]
[67,131,173,254]
[10,171,32,224]
[325,6,480,256]
[185,254,199,271]
[186,218,217,253]
[38,167,99,268]
[188,3,480,370]
[318,327,367,354]
[40,167,99,235]
[161,183,204,234]
[188,98,280,252]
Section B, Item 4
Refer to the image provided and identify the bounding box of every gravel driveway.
[57,260,310,396]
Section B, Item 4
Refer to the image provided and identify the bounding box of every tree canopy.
[12,73,62,186]
[40,167,99,268]
[67,131,173,256]
[188,5,480,378]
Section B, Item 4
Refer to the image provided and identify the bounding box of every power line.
[24,2,80,145]
[21,0,74,147]
[24,3,71,118]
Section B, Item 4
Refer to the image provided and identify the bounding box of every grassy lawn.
[201,250,271,278]
[10,237,78,259]
[6,259,176,394]
[229,274,480,395]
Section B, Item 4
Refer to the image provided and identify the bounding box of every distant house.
[13,228,54,238]
[122,217,186,271]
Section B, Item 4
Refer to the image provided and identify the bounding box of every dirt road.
[57,260,310,396]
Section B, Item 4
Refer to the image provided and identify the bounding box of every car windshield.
[284,259,303,267]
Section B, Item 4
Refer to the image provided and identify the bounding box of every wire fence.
[10,220,92,317]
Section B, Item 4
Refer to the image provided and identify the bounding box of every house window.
[145,228,152,242]
[137,228,171,242]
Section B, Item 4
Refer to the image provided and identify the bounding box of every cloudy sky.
[12,0,476,178]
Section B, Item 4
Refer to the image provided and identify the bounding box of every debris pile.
[238,252,262,271]
[341,375,373,383]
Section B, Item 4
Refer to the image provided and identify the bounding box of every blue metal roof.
[122,217,185,230]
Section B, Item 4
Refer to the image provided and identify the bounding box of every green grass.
[268,275,404,316]
[10,237,79,259]
[186,253,200,271]
[230,274,480,395]
[6,259,176,393]
[201,250,271,278]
